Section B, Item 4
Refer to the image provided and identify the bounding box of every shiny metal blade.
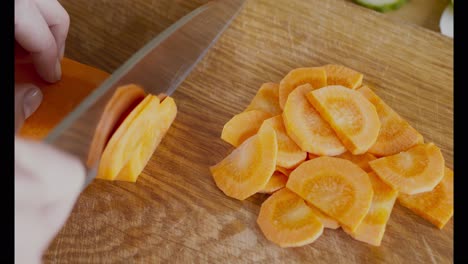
[44,0,246,187]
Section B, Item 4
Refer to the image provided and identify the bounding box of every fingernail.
[23,88,43,119]
[55,59,62,81]
[60,45,65,59]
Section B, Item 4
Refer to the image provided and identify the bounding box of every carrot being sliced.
[257,188,324,247]
[398,167,453,229]
[286,157,373,232]
[211,125,278,200]
[305,202,340,229]
[97,95,160,181]
[358,85,424,156]
[258,171,288,194]
[278,67,327,109]
[17,58,109,139]
[260,115,307,169]
[307,85,381,155]
[343,172,398,246]
[87,84,146,168]
[114,97,177,182]
[369,143,445,195]
[283,84,346,156]
[323,64,363,89]
[221,110,271,147]
[245,83,282,116]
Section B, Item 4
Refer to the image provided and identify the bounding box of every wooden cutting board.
[44,0,453,262]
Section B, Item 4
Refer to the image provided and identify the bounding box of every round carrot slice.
[257,188,324,247]
[397,167,453,229]
[343,172,398,246]
[258,171,288,194]
[260,115,306,169]
[278,67,327,109]
[283,84,346,156]
[245,83,282,116]
[369,143,445,195]
[323,64,363,89]
[114,97,178,182]
[286,156,374,232]
[307,85,381,155]
[221,110,272,147]
[97,94,160,181]
[358,85,424,156]
[335,152,377,172]
[211,125,278,200]
[87,84,146,168]
[305,202,340,229]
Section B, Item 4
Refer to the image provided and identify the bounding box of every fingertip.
[23,88,43,119]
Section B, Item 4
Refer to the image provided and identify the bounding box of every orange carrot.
[307,85,381,154]
[369,143,445,195]
[17,58,109,139]
[283,84,346,156]
[245,83,282,116]
[398,167,453,229]
[286,156,374,232]
[257,188,324,247]
[211,125,278,200]
[260,115,307,169]
[221,110,271,147]
[358,85,424,156]
[278,67,327,109]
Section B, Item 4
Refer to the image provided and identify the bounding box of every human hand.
[15,83,85,263]
[15,137,85,264]
[15,0,70,83]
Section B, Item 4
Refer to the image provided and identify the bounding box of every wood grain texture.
[345,0,451,32]
[45,0,453,262]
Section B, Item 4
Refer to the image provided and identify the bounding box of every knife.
[43,0,246,188]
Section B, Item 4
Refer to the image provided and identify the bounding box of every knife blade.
[43,0,246,188]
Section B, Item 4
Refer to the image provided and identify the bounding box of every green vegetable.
[353,0,408,13]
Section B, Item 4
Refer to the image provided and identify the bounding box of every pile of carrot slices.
[210,64,453,247]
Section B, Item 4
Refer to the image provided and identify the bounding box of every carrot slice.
[307,85,381,155]
[358,85,424,156]
[369,143,445,195]
[221,110,271,147]
[17,58,109,139]
[245,83,282,116]
[305,202,340,229]
[258,171,288,194]
[87,85,146,168]
[257,188,324,247]
[278,67,327,109]
[308,151,376,172]
[276,166,294,177]
[97,95,160,180]
[398,167,453,229]
[114,97,178,182]
[286,156,373,232]
[211,125,278,200]
[335,152,377,172]
[323,64,363,89]
[343,172,398,246]
[260,115,307,169]
[283,84,346,156]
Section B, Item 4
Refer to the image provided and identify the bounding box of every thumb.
[15,83,43,133]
